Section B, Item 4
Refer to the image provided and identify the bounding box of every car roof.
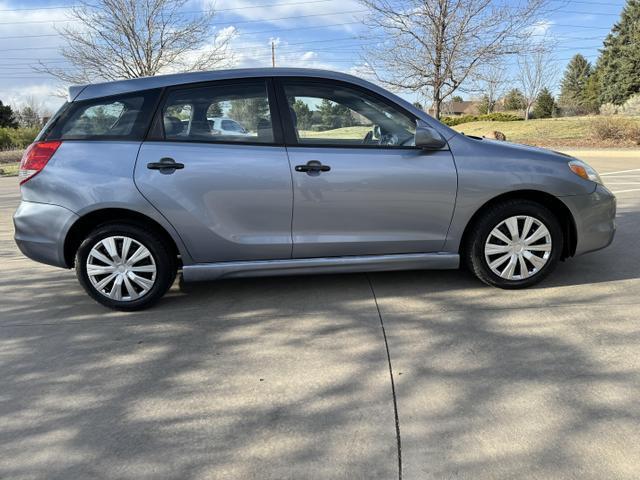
[70,68,375,102]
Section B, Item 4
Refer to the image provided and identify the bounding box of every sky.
[0,0,629,113]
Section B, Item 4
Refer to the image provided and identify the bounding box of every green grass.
[450,115,640,147]
[0,162,20,177]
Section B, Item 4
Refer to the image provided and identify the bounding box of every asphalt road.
[1,151,639,480]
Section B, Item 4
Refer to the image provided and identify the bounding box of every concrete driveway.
[1,151,639,479]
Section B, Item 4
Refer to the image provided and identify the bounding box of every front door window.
[283,81,416,147]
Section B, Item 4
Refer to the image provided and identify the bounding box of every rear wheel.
[76,223,176,310]
[465,200,563,289]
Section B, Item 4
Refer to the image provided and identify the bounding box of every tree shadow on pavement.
[374,299,640,479]
[0,273,399,480]
[1,181,638,479]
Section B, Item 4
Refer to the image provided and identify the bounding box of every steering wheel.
[384,133,399,146]
[362,125,385,145]
[363,126,400,146]
[363,130,374,144]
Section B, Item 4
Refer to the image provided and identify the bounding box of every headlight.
[568,159,602,184]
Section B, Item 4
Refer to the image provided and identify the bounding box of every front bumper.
[13,201,78,268]
[561,184,616,256]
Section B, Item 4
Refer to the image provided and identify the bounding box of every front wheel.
[76,223,177,310]
[465,200,563,289]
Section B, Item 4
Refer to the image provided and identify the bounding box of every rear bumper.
[13,201,78,268]
[561,185,616,256]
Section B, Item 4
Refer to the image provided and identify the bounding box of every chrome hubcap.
[484,215,552,281]
[86,236,157,301]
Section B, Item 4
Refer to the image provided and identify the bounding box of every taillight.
[19,140,62,185]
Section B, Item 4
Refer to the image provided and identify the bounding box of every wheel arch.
[63,208,183,268]
[459,190,577,260]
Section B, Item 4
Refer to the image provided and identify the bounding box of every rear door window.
[47,89,160,141]
[160,81,275,144]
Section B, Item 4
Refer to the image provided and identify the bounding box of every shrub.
[9,127,39,148]
[0,129,11,150]
[599,103,618,116]
[0,127,39,150]
[440,112,522,126]
[557,105,590,117]
[621,93,640,116]
[483,112,522,122]
[589,117,640,144]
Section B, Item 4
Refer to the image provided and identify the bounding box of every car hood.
[481,137,570,154]
[455,135,576,164]
[446,132,597,197]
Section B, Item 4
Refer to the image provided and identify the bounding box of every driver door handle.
[295,160,331,173]
[147,157,185,172]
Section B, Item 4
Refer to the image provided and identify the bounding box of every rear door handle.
[147,157,184,172]
[295,160,331,173]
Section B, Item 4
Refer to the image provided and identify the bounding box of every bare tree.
[359,0,550,119]
[15,96,51,128]
[518,49,557,120]
[38,0,234,84]
[474,63,507,113]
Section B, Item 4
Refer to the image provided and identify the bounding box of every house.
[426,100,482,116]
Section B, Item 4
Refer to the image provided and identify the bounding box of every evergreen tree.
[317,99,354,129]
[476,95,495,114]
[0,101,18,128]
[207,101,223,117]
[318,99,338,128]
[558,54,593,115]
[533,88,556,118]
[503,89,526,111]
[228,97,269,132]
[291,99,313,130]
[452,96,464,102]
[598,0,640,105]
[583,69,602,113]
[332,103,355,127]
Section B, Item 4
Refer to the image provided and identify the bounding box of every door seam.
[284,145,296,258]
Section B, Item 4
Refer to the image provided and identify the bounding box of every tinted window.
[283,81,416,147]
[36,101,69,141]
[48,89,160,140]
[162,81,274,143]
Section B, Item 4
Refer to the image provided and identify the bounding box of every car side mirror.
[415,122,447,149]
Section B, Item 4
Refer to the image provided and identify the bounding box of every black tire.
[75,223,177,311]
[464,199,563,289]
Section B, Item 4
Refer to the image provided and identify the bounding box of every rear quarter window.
[46,89,160,141]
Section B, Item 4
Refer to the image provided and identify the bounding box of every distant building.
[428,101,481,116]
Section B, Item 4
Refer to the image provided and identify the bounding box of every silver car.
[14,68,616,310]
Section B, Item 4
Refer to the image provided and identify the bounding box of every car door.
[135,79,293,263]
[277,78,457,258]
